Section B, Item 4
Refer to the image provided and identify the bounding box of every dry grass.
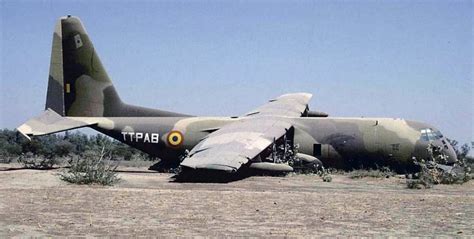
[348,167,395,179]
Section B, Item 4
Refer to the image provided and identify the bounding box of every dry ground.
[0,163,472,237]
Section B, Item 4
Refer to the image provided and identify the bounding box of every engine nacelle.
[295,153,323,169]
[303,110,329,117]
[249,162,294,172]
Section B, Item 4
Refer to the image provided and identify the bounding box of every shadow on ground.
[170,167,291,183]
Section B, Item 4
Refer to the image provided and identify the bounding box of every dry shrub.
[18,152,58,169]
[313,166,332,182]
[349,167,395,179]
[320,170,332,182]
[59,147,120,186]
[0,154,14,164]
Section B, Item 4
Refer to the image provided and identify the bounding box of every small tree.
[54,140,74,157]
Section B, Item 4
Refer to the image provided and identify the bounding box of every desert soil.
[0,163,472,237]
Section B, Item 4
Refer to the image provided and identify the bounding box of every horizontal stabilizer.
[17,109,97,140]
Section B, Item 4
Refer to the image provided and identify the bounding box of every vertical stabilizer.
[44,16,188,117]
[60,16,121,117]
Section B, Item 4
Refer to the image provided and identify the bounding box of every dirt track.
[0,164,472,237]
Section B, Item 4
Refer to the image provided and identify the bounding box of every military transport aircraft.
[17,16,457,177]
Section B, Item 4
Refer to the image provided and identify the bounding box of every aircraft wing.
[17,109,97,140]
[180,117,292,172]
[243,93,312,117]
[180,93,310,172]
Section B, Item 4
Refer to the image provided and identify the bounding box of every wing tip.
[16,125,33,140]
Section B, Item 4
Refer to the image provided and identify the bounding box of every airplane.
[17,16,458,178]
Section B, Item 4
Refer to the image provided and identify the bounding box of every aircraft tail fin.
[46,16,187,117]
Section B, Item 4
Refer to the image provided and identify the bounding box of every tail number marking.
[121,132,159,143]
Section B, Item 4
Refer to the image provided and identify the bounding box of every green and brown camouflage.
[85,115,456,172]
[46,16,188,118]
[18,16,457,174]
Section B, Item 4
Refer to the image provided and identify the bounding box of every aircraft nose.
[443,141,458,164]
[415,139,458,164]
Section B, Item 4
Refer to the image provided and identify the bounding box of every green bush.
[0,154,14,164]
[59,147,120,186]
[18,152,59,169]
[0,129,151,163]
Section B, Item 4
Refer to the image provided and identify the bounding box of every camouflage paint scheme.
[85,116,455,172]
[18,16,457,174]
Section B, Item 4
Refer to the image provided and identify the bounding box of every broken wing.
[180,93,312,172]
[180,117,292,172]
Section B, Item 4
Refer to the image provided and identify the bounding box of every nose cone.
[444,143,458,164]
[413,139,458,164]
[433,139,458,164]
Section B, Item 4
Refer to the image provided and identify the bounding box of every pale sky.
[1,0,473,144]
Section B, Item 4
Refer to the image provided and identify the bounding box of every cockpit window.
[434,130,443,139]
[420,128,443,141]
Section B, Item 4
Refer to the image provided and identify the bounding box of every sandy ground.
[0,163,472,237]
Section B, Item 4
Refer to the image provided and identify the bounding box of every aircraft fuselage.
[84,116,456,172]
